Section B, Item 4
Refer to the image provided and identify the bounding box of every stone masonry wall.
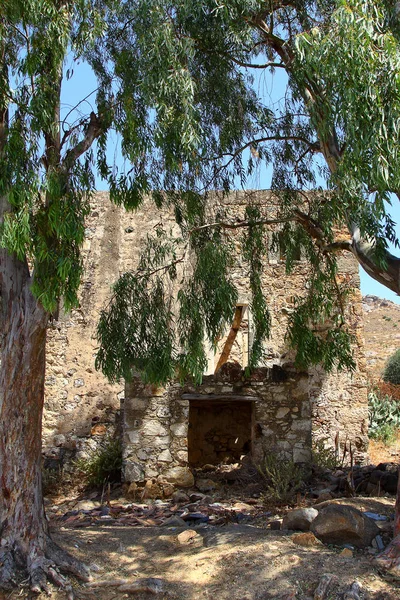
[43,191,368,480]
[43,191,180,468]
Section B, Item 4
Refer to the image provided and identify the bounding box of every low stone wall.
[123,363,368,487]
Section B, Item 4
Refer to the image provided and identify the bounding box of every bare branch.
[135,256,186,279]
[62,112,103,171]
[190,216,294,233]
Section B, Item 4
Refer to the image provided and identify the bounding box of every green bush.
[383,349,400,385]
[311,438,338,470]
[368,389,400,444]
[75,438,123,487]
[258,452,305,504]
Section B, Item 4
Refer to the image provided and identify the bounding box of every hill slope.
[363,295,400,380]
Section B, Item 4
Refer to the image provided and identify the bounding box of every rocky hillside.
[363,294,400,380]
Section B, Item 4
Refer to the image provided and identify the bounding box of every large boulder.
[310,504,379,548]
[161,467,194,488]
[282,507,319,531]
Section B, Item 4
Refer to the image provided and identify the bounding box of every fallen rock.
[343,581,361,600]
[282,507,318,531]
[311,504,379,548]
[314,573,337,600]
[177,529,203,546]
[291,532,322,547]
[162,516,188,527]
[189,492,206,502]
[340,548,353,558]
[162,467,194,488]
[196,478,219,492]
[269,519,283,530]
[171,491,190,504]
[181,512,209,524]
[75,500,98,511]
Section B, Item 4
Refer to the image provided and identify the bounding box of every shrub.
[75,438,123,487]
[368,389,400,444]
[311,438,338,470]
[383,349,400,385]
[258,452,305,504]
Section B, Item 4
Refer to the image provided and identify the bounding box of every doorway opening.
[187,397,254,467]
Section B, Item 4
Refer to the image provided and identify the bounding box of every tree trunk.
[0,244,50,588]
[0,249,90,593]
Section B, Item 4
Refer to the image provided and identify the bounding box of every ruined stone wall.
[43,190,368,479]
[43,191,181,467]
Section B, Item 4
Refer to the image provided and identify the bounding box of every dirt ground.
[4,496,399,600]
[369,435,400,466]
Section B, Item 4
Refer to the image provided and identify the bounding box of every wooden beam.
[182,394,256,402]
[214,305,247,374]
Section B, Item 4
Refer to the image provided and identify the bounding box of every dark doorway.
[188,398,254,467]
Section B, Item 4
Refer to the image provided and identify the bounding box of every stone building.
[43,191,368,486]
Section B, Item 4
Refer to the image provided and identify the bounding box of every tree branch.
[190,216,294,233]
[61,112,103,171]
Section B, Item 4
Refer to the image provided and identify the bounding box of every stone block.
[292,419,310,432]
[276,407,290,419]
[162,466,194,487]
[142,420,168,436]
[158,449,173,462]
[293,447,312,463]
[124,460,145,482]
[145,466,159,478]
[171,423,187,436]
[151,435,170,448]
[156,406,171,418]
[126,430,140,444]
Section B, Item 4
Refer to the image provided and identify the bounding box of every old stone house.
[43,191,368,487]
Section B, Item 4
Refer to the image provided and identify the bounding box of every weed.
[75,437,122,487]
[42,465,64,495]
[368,388,400,444]
[311,438,338,469]
[370,423,397,444]
[258,452,304,504]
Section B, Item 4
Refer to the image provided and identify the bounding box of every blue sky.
[62,61,400,304]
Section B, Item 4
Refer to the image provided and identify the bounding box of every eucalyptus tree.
[0,0,122,592]
[2,0,400,595]
[94,0,400,576]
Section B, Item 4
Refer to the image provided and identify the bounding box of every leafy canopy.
[96,0,400,383]
[2,0,400,384]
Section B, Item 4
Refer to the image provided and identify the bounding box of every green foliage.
[371,423,397,445]
[96,222,238,385]
[3,0,400,386]
[75,438,123,487]
[368,388,400,443]
[311,438,338,470]
[383,349,400,385]
[258,452,305,504]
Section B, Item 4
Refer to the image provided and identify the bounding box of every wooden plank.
[214,305,247,374]
[182,394,256,402]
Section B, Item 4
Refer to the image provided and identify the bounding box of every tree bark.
[0,242,50,588]
[0,247,90,593]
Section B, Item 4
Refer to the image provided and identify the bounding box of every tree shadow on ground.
[43,522,400,600]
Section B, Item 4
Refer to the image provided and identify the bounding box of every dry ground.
[2,497,400,600]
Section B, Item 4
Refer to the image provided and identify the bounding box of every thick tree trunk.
[0,250,90,594]
[0,246,48,588]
